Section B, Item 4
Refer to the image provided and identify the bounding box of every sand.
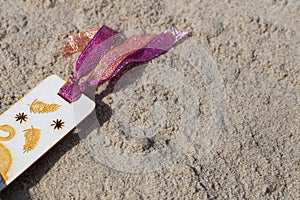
[0,0,299,199]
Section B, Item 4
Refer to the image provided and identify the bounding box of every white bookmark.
[0,75,95,191]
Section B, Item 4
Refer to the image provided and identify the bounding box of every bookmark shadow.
[78,62,146,139]
[0,174,7,193]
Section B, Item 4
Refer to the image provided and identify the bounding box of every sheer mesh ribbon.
[58,25,189,102]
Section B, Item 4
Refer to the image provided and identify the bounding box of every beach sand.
[0,0,299,199]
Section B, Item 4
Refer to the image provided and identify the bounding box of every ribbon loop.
[59,26,189,103]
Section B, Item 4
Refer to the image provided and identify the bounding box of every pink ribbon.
[58,26,189,102]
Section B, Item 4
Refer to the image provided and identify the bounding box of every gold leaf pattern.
[29,99,60,114]
[23,126,41,153]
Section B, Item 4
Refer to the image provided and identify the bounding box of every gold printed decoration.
[51,119,65,130]
[0,124,16,141]
[0,143,12,181]
[15,112,28,124]
[29,99,60,114]
[23,126,41,153]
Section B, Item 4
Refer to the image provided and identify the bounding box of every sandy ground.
[0,0,299,199]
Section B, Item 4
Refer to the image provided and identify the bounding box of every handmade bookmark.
[0,75,95,191]
[0,25,188,191]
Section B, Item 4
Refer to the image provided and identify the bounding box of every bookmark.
[0,25,188,191]
[0,75,95,191]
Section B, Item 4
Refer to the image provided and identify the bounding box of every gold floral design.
[28,99,60,114]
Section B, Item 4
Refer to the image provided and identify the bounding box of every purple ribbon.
[58,26,189,103]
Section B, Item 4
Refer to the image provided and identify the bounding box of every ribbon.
[59,26,189,103]
[62,27,100,57]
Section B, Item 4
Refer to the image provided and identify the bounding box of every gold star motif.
[51,119,65,130]
[15,112,28,124]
